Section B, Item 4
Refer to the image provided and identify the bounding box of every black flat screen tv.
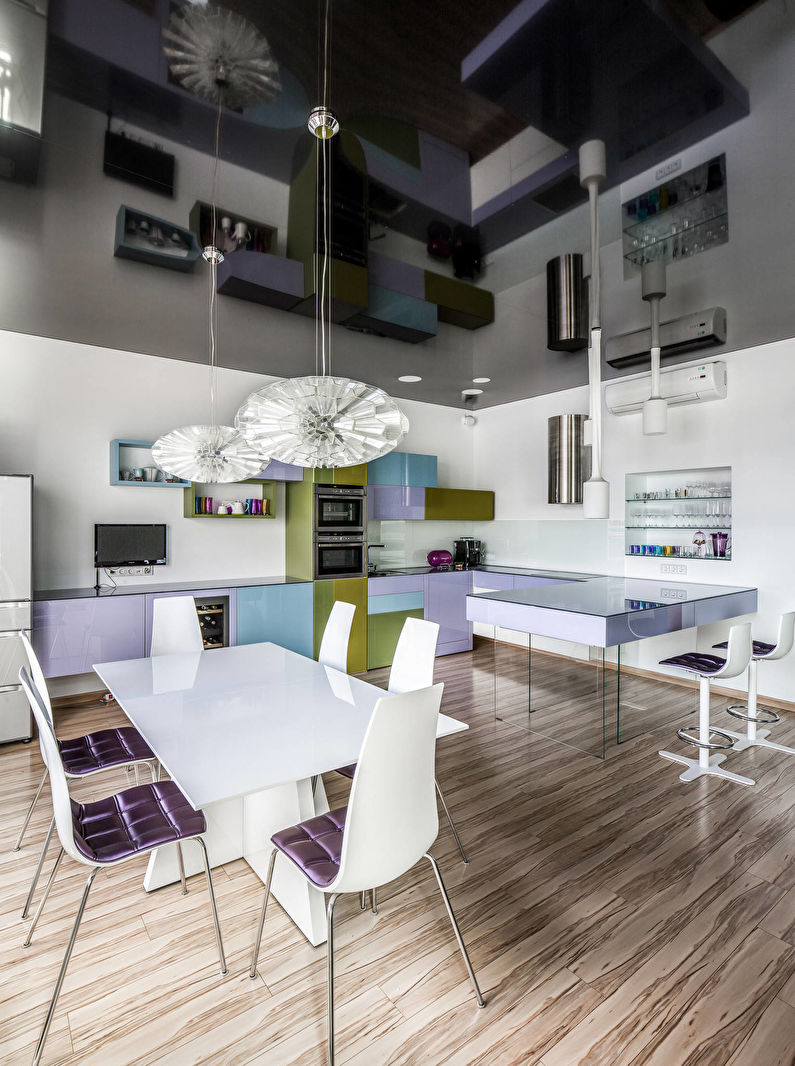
[94,524,167,568]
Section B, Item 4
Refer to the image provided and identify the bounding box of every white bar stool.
[713,611,795,756]
[658,622,754,786]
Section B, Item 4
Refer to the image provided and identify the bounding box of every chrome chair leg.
[249,848,277,979]
[425,852,485,1008]
[21,816,55,920]
[435,778,469,864]
[134,764,141,786]
[176,843,188,895]
[194,837,227,975]
[371,888,378,914]
[359,890,367,910]
[326,892,340,1066]
[32,868,97,1066]
[24,848,65,948]
[13,768,49,852]
[149,760,159,783]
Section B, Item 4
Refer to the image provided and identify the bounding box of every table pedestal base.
[143,775,332,946]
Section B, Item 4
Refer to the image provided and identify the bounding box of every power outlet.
[660,563,687,575]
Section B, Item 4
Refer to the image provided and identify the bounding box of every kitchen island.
[466,570,757,757]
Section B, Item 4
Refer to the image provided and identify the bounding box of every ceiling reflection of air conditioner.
[605,361,727,415]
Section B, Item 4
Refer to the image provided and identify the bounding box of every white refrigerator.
[0,475,33,743]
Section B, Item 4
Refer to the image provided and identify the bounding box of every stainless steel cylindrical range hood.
[546,253,588,351]
[548,414,588,503]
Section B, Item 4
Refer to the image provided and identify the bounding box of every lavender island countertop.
[464,569,757,648]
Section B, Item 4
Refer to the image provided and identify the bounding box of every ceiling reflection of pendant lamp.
[162,4,281,109]
[235,0,408,468]
[641,259,668,435]
[154,9,276,484]
[579,139,610,520]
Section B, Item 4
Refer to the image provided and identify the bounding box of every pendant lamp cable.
[314,0,334,379]
[208,98,223,427]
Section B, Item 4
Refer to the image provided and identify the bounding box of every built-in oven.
[314,535,366,580]
[313,484,366,534]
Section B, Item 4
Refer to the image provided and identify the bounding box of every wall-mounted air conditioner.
[605,361,727,416]
[606,307,726,368]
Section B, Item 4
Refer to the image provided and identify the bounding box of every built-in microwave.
[314,535,366,580]
[313,484,366,534]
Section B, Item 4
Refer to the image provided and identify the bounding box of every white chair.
[713,611,795,756]
[151,595,204,656]
[389,617,468,865]
[249,684,484,1065]
[14,633,158,920]
[658,622,754,785]
[318,601,356,673]
[19,667,227,1066]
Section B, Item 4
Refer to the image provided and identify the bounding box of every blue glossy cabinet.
[423,570,473,656]
[367,452,437,487]
[32,597,146,678]
[237,583,314,657]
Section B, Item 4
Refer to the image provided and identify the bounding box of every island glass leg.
[491,629,610,758]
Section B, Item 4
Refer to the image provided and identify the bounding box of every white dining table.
[93,641,467,946]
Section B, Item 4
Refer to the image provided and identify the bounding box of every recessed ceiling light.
[472,377,491,384]
[398,375,422,383]
[462,388,484,396]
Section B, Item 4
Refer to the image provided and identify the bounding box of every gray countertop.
[35,576,310,601]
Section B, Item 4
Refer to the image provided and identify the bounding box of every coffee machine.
[453,537,481,568]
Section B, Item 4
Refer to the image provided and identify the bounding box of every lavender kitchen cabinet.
[32,596,146,678]
[424,570,473,655]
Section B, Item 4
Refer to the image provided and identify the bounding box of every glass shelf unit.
[625,466,731,561]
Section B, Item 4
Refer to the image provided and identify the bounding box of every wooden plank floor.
[1,639,794,1065]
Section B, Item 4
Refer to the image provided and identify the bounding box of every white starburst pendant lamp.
[234,0,408,468]
[154,6,279,484]
[236,375,409,468]
[579,138,610,520]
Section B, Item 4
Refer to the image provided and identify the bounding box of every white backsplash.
[368,520,474,569]
[368,518,612,573]
[472,519,612,573]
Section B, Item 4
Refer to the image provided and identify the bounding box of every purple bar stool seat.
[711,611,795,756]
[657,622,754,786]
[250,686,484,1066]
[19,668,227,1066]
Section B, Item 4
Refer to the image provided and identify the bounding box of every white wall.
[0,329,473,592]
[469,337,795,702]
[0,330,287,591]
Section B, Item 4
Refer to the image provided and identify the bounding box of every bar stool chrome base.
[675,725,734,750]
[726,702,779,725]
[658,748,755,785]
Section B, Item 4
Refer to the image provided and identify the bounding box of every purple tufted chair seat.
[59,727,155,776]
[271,807,347,888]
[713,638,776,658]
[70,780,207,864]
[334,764,356,780]
[658,651,727,675]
